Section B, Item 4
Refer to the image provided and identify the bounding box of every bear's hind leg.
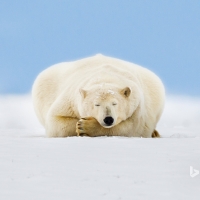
[152,129,160,138]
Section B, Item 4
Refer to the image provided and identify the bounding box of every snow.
[107,89,115,95]
[0,95,200,200]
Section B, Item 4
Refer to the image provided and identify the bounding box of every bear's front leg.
[46,116,79,137]
[76,117,103,137]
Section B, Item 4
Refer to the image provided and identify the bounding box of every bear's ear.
[79,88,87,99]
[120,87,131,97]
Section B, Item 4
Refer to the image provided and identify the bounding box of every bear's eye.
[95,104,100,106]
[112,103,117,106]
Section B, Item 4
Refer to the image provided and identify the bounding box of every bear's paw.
[76,117,101,137]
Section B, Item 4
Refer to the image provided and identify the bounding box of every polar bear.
[32,54,165,138]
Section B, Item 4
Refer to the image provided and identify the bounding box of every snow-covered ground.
[0,95,200,200]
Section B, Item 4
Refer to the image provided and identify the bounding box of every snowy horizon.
[0,94,199,138]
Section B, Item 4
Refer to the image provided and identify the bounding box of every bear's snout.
[103,116,114,126]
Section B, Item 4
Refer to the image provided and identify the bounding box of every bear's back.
[32,54,164,125]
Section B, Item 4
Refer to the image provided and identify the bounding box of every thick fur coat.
[32,54,165,137]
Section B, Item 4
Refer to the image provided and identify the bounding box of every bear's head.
[79,83,141,128]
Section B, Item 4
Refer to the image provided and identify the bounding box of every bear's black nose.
[104,116,114,126]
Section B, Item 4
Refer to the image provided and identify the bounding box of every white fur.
[32,54,165,137]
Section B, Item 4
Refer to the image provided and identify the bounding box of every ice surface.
[0,95,200,200]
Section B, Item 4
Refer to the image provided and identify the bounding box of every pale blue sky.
[0,0,200,95]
